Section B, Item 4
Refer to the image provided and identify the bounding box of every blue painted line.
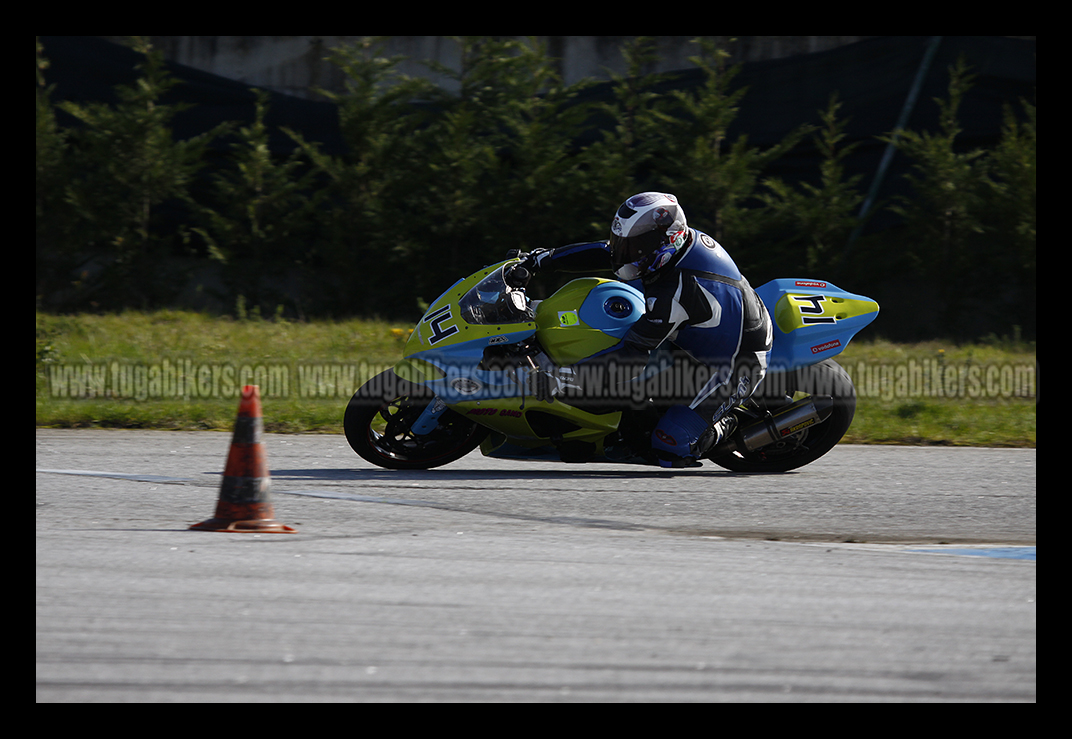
[908,546,1035,561]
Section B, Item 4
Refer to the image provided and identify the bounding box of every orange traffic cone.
[190,385,296,533]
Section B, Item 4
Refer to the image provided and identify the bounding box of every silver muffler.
[736,396,834,452]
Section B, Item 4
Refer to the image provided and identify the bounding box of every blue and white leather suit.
[536,231,773,466]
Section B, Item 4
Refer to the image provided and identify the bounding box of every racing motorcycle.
[344,257,878,472]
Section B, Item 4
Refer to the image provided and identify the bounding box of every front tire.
[344,370,487,470]
[709,359,856,473]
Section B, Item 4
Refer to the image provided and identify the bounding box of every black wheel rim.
[366,396,479,464]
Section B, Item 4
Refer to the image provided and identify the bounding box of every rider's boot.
[705,413,738,452]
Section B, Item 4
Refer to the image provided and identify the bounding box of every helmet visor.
[609,229,666,271]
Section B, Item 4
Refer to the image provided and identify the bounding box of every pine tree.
[658,37,812,247]
[191,89,323,316]
[57,37,228,307]
[757,94,865,275]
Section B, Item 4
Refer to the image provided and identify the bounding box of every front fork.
[411,395,448,435]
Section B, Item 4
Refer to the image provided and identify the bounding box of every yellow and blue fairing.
[391,264,877,447]
[754,278,879,371]
[394,261,645,445]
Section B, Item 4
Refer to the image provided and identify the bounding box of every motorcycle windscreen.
[458,270,535,326]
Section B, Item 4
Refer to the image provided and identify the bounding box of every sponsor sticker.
[654,429,677,446]
[449,377,482,395]
[811,339,842,354]
[558,311,580,327]
[781,418,816,436]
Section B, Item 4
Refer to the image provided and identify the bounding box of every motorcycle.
[344,257,879,473]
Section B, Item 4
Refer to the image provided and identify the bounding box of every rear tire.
[344,370,487,470]
[709,359,856,473]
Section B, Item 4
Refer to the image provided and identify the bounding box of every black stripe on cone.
[190,385,296,533]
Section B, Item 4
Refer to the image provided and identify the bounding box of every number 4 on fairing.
[423,305,458,345]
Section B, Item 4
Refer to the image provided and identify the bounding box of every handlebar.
[504,263,531,289]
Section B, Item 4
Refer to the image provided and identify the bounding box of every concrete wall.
[128,36,875,99]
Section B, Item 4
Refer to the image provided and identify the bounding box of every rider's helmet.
[608,192,690,281]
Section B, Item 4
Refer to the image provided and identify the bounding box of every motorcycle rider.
[519,192,773,468]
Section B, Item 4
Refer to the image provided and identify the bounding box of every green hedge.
[36,37,1035,340]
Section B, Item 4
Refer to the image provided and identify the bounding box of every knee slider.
[652,405,709,459]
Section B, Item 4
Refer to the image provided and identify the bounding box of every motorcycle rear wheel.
[708,359,856,473]
[344,370,488,470]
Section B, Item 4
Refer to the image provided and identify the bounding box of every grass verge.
[37,311,1036,447]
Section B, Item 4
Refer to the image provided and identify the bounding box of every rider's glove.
[518,248,551,274]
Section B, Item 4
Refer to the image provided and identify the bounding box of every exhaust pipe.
[737,396,834,452]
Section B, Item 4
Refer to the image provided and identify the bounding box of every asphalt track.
[36,429,1035,702]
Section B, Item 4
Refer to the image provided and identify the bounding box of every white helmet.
[608,192,689,280]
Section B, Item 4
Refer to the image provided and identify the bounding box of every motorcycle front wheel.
[344,370,488,470]
[708,359,856,473]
